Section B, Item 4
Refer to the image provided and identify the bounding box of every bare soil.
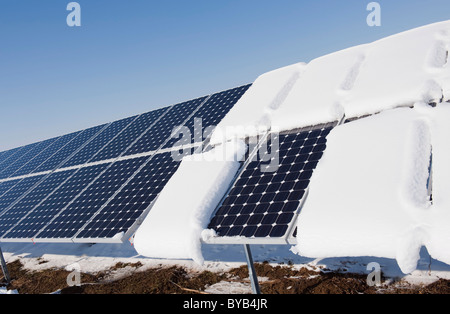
[2,259,450,294]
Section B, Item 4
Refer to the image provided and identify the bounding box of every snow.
[0,287,18,294]
[209,63,306,144]
[212,20,450,140]
[2,21,450,290]
[418,103,450,265]
[271,44,366,130]
[133,140,247,265]
[291,104,450,274]
[343,21,450,119]
[292,108,431,273]
[1,241,450,293]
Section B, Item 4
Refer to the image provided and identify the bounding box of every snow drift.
[133,140,247,265]
[292,108,433,274]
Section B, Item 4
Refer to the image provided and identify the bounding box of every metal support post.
[244,244,261,294]
[0,246,10,285]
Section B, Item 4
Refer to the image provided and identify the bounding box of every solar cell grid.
[33,124,107,173]
[35,157,147,239]
[11,132,81,178]
[207,124,334,240]
[124,97,206,156]
[0,170,76,238]
[3,164,108,239]
[0,180,22,203]
[0,176,45,219]
[0,138,60,179]
[0,147,23,169]
[162,85,251,150]
[63,116,138,168]
[76,152,182,239]
[90,108,169,163]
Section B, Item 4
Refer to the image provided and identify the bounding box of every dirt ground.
[2,259,450,294]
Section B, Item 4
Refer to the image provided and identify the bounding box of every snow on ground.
[0,287,18,294]
[2,241,450,290]
[134,140,247,265]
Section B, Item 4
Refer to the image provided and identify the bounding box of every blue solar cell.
[207,125,334,239]
[3,164,108,239]
[0,176,44,219]
[0,145,37,174]
[63,116,138,168]
[89,108,169,163]
[0,138,60,179]
[76,152,181,239]
[0,180,22,203]
[33,125,106,173]
[0,170,76,238]
[11,132,81,178]
[36,157,147,239]
[124,97,206,156]
[0,147,24,169]
[163,85,251,150]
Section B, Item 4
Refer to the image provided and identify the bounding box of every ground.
[1,242,450,294]
[3,259,450,294]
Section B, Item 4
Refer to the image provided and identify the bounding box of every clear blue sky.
[1,0,450,150]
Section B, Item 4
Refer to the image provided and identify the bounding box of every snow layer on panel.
[344,21,450,119]
[271,44,367,131]
[209,63,306,145]
[293,108,432,274]
[213,21,450,138]
[133,140,247,265]
[422,103,450,265]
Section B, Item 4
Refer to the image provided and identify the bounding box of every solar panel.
[0,144,39,174]
[75,152,182,240]
[207,123,334,242]
[89,108,169,163]
[62,116,138,168]
[0,85,251,243]
[35,157,147,240]
[123,97,207,156]
[33,124,107,173]
[11,131,81,178]
[0,147,24,169]
[0,170,76,238]
[0,138,60,179]
[0,176,44,217]
[162,85,251,150]
[0,180,24,204]
[1,164,108,240]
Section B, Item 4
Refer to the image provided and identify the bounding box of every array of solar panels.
[0,85,251,243]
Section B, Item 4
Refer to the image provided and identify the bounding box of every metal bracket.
[0,247,10,285]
